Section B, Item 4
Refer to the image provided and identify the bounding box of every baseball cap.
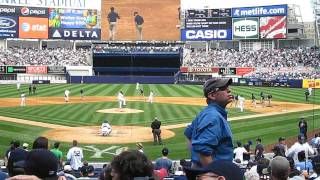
[270,156,290,177]
[22,143,29,148]
[184,160,244,180]
[203,78,232,97]
[278,137,286,142]
[162,148,169,155]
[24,149,59,179]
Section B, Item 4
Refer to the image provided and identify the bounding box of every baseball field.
[0,83,319,162]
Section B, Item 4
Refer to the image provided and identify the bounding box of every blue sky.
[181,0,314,22]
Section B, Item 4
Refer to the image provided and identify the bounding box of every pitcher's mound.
[97,108,144,114]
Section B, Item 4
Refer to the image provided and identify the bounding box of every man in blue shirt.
[134,11,144,40]
[155,148,172,173]
[107,7,120,40]
[184,78,234,168]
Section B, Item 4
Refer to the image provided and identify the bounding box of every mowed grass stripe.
[180,84,202,97]
[168,85,194,97]
[156,84,172,96]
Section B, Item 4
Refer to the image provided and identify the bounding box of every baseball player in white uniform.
[238,96,245,112]
[16,82,21,91]
[20,92,26,106]
[308,87,313,96]
[101,120,112,136]
[136,82,140,90]
[64,89,70,102]
[117,91,126,108]
[147,90,154,103]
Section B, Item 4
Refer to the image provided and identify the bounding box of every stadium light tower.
[312,0,320,46]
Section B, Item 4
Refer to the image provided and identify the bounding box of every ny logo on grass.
[82,145,128,158]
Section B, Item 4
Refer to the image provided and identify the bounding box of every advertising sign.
[7,66,26,73]
[260,16,286,39]
[181,29,232,41]
[0,16,18,38]
[47,66,66,74]
[0,0,102,10]
[0,5,18,16]
[185,17,232,29]
[49,28,101,40]
[180,67,219,73]
[19,17,48,39]
[26,66,47,74]
[233,17,259,39]
[232,4,287,17]
[186,8,231,18]
[303,79,320,89]
[18,6,48,17]
[49,8,98,29]
[0,66,6,73]
[218,67,236,75]
[236,67,255,76]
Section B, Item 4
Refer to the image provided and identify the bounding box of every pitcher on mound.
[118,91,126,109]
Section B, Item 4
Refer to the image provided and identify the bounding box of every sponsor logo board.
[233,17,259,39]
[19,17,48,39]
[0,16,18,38]
[26,66,47,74]
[49,28,101,40]
[47,66,66,74]
[236,67,255,76]
[0,6,17,16]
[49,8,98,29]
[19,7,48,17]
[185,17,232,29]
[181,29,232,41]
[260,16,286,39]
[7,66,26,73]
[0,66,6,73]
[303,79,320,89]
[232,4,287,17]
[180,67,219,73]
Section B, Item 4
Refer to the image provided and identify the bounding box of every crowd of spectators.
[0,47,90,66]
[183,48,320,79]
[94,44,180,54]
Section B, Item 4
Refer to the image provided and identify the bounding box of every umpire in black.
[151,117,162,145]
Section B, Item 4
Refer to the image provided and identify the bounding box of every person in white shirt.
[20,92,26,106]
[238,96,245,112]
[147,90,154,103]
[67,140,83,171]
[286,134,315,164]
[16,82,21,91]
[101,120,112,136]
[136,82,140,90]
[233,141,248,163]
[308,87,313,96]
[117,91,126,108]
[64,89,70,102]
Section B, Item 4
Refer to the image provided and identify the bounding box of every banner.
[218,67,236,75]
[185,17,232,29]
[49,28,100,40]
[0,16,18,38]
[0,66,6,73]
[232,5,287,17]
[302,79,320,89]
[260,16,286,39]
[0,5,18,16]
[181,29,232,41]
[47,66,66,74]
[236,67,255,76]
[0,0,101,10]
[186,8,231,18]
[180,67,219,73]
[6,66,26,73]
[18,6,48,17]
[233,17,259,39]
[49,8,98,29]
[19,17,48,39]
[26,66,47,74]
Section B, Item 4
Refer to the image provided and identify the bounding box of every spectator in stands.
[309,155,320,179]
[4,140,19,167]
[32,136,48,149]
[311,133,320,148]
[270,156,290,180]
[287,134,315,164]
[272,137,287,157]
[287,156,301,178]
[80,161,95,177]
[184,78,233,167]
[7,141,28,177]
[184,160,244,180]
[50,142,63,167]
[295,150,313,171]
[134,12,144,40]
[67,140,83,172]
[255,138,264,161]
[299,118,308,139]
[155,147,172,173]
[107,7,120,40]
[233,141,248,163]
[110,150,154,180]
[243,140,253,161]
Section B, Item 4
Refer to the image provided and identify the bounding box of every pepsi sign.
[0,16,18,38]
[0,6,17,16]
[18,7,48,17]
[181,29,232,41]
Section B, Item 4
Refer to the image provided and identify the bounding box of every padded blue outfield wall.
[67,75,175,84]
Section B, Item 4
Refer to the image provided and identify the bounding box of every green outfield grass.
[0,84,319,162]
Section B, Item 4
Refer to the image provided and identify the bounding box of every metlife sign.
[233,18,259,39]
[232,5,287,17]
[49,28,101,40]
[0,16,18,38]
[181,29,232,41]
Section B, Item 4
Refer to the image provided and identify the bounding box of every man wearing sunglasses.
[184,78,234,168]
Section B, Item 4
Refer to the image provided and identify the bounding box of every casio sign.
[186,29,227,39]
[233,20,258,37]
[0,17,16,28]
